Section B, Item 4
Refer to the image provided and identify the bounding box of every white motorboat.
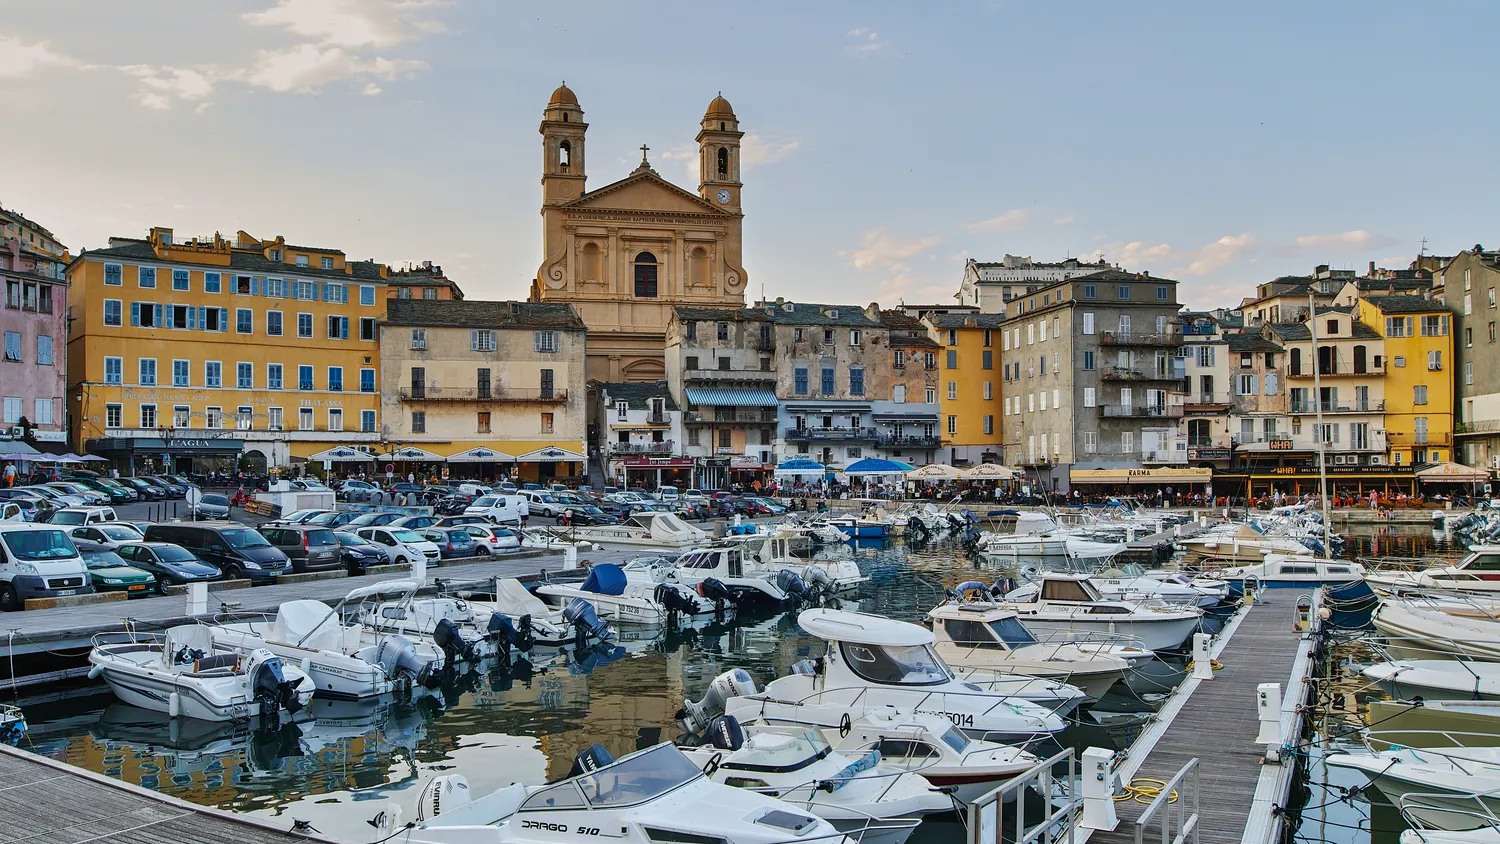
[926,595,1132,701]
[734,532,868,591]
[464,577,607,648]
[725,705,1041,805]
[1398,792,1500,843]
[566,511,709,548]
[1364,659,1500,701]
[628,546,790,611]
[400,742,854,844]
[1178,524,1314,566]
[1214,553,1365,592]
[998,573,1203,653]
[680,611,1072,741]
[1087,565,1224,609]
[0,704,26,745]
[210,583,445,700]
[1328,747,1500,831]
[679,717,949,844]
[1373,601,1500,662]
[356,594,613,661]
[535,563,697,626]
[1369,546,1500,596]
[88,625,314,722]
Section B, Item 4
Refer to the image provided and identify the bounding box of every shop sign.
[1268,440,1294,450]
[730,455,762,469]
[1188,448,1231,460]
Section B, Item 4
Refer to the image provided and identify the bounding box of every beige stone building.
[530,84,749,383]
[378,299,588,482]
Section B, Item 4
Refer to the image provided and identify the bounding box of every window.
[1,398,18,424]
[36,335,52,365]
[262,407,281,430]
[1467,327,1474,347]
[1039,391,1047,411]
[1467,362,1474,385]
[204,272,221,293]
[1052,388,1061,408]
[138,267,156,288]
[685,355,700,370]
[361,368,375,392]
[1083,387,1096,408]
[947,415,957,435]
[1422,315,1449,336]
[205,361,222,388]
[421,287,437,300]
[893,384,906,403]
[1082,350,1095,370]
[361,410,376,433]
[106,403,122,428]
[104,264,122,286]
[540,412,554,433]
[300,407,315,430]
[205,407,222,429]
[360,317,376,341]
[946,349,957,369]
[925,351,936,369]
[849,329,861,346]
[328,367,343,392]
[794,367,809,394]
[1121,431,1134,453]
[321,257,335,270]
[411,410,425,433]
[982,350,993,370]
[327,315,349,339]
[268,364,283,390]
[238,406,253,430]
[236,308,253,334]
[984,381,993,400]
[717,356,730,371]
[1083,284,1096,299]
[982,415,994,435]
[262,310,282,337]
[471,329,496,351]
[235,275,253,295]
[295,281,316,300]
[849,367,865,395]
[1237,374,1257,395]
[1156,285,1170,300]
[1117,285,1130,300]
[535,331,559,352]
[138,358,156,385]
[821,367,836,394]
[1386,316,1412,338]
[104,356,123,385]
[295,255,308,268]
[477,411,491,433]
[298,313,313,337]
[893,349,906,369]
[298,365,314,390]
[1394,355,1406,367]
[1492,322,1497,343]
[823,328,835,344]
[983,329,992,346]
[172,359,190,387]
[1082,313,1094,335]
[104,299,122,326]
[1429,350,1443,371]
[200,306,222,331]
[234,362,251,389]
[540,369,555,398]
[132,302,159,327]
[139,404,156,428]
[633,252,659,297]
[173,269,189,291]
[360,285,375,306]
[328,409,343,431]
[925,387,936,404]
[947,381,957,400]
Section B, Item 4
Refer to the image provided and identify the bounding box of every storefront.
[514,447,585,484]
[616,456,694,490]
[1244,465,1417,499]
[1068,467,1213,498]
[86,435,245,476]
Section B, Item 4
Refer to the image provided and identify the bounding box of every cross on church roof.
[639,144,650,164]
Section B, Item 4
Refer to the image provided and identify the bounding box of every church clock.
[717,189,731,204]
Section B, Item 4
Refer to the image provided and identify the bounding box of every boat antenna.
[1306,288,1333,559]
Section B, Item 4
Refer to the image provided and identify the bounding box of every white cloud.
[241,44,428,94]
[0,35,75,77]
[243,0,448,49]
[362,82,383,96]
[966,209,1031,233]
[839,228,941,273]
[1097,233,1256,277]
[1288,229,1394,254]
[1053,216,1075,225]
[741,134,800,170]
[1113,241,1175,266]
[845,28,887,53]
[1184,233,1255,276]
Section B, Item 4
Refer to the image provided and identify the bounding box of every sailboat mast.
[1307,289,1333,559]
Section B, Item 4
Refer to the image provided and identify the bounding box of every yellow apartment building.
[377,299,589,482]
[67,227,388,474]
[1358,295,1455,466]
[923,313,1005,465]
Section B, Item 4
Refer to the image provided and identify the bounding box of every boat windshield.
[939,725,970,754]
[725,727,831,774]
[989,617,1038,647]
[221,529,271,549]
[840,642,950,686]
[576,744,702,807]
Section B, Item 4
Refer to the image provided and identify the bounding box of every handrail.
[968,747,1077,844]
[1133,757,1199,844]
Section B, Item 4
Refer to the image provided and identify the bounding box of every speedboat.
[355,594,611,662]
[1214,553,1365,592]
[1178,524,1316,566]
[88,625,314,722]
[998,573,1202,653]
[210,583,445,700]
[926,594,1131,701]
[733,532,868,591]
[1373,601,1500,662]
[1087,565,1224,609]
[400,742,854,844]
[1328,747,1500,831]
[680,611,1073,741]
[1369,547,1500,595]
[466,577,617,647]
[535,563,699,626]
[678,716,949,844]
[1364,659,1500,701]
[566,511,709,548]
[628,546,790,611]
[1367,700,1500,751]
[0,704,26,745]
[723,704,1041,805]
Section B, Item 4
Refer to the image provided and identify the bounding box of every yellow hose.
[1183,659,1224,671]
[1115,777,1179,804]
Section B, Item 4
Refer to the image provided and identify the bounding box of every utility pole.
[1307,290,1333,559]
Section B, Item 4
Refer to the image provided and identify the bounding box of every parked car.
[66,523,145,552]
[82,550,157,596]
[0,496,42,522]
[144,476,188,499]
[682,489,709,505]
[336,480,379,502]
[655,486,681,504]
[333,531,385,574]
[45,482,110,507]
[561,504,618,525]
[389,515,441,530]
[304,510,359,529]
[418,528,477,559]
[142,522,291,583]
[465,494,528,524]
[347,511,404,528]
[456,483,493,498]
[271,509,332,526]
[353,527,441,568]
[45,506,119,526]
[387,482,425,496]
[460,524,521,554]
[191,493,231,519]
[521,491,566,518]
[69,477,136,504]
[259,526,341,572]
[0,523,93,610]
[21,485,88,509]
[434,515,490,528]
[115,542,222,588]
[121,478,167,500]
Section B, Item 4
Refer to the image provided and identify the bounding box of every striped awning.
[684,387,778,407]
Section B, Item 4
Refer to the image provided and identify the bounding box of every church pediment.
[563,170,730,216]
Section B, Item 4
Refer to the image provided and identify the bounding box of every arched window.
[719,121,726,130]
[558,140,571,171]
[634,252,658,298]
[717,147,728,176]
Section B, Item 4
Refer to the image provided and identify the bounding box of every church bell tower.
[697,93,743,213]
[540,82,587,205]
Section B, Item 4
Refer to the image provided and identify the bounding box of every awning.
[906,464,964,480]
[774,458,827,476]
[383,446,445,462]
[685,387,778,407]
[516,446,586,463]
[1415,461,1490,482]
[1070,468,1213,485]
[0,442,41,456]
[307,446,376,462]
[844,458,914,475]
[962,463,1018,480]
[446,446,516,463]
[871,413,939,422]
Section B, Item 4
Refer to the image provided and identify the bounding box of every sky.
[3,1,1498,310]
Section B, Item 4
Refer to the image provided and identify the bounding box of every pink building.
[0,204,69,443]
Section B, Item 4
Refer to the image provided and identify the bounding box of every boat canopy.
[798,608,935,647]
[343,579,420,603]
[272,599,341,650]
[582,564,627,596]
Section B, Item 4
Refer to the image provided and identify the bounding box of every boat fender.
[416,774,471,821]
[817,749,881,793]
[87,664,104,680]
[168,691,181,718]
[300,657,311,678]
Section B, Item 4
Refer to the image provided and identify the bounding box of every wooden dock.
[1083,593,1314,844]
[0,742,332,844]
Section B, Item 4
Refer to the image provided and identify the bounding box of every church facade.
[530,84,749,383]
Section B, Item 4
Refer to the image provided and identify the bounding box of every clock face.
[717,189,731,204]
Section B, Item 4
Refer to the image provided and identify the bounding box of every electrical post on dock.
[1307,289,1334,559]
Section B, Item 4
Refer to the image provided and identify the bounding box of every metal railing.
[1141,449,1186,463]
[1131,757,1200,844]
[968,748,1078,844]
[398,386,567,402]
[1099,331,1184,347]
[610,441,675,454]
[1287,365,1383,378]
[1100,405,1184,418]
[683,410,777,423]
[1101,367,1186,382]
[876,433,943,447]
[783,426,879,442]
[1288,400,1383,414]
[1387,431,1453,446]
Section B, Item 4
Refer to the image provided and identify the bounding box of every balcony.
[1458,420,1500,435]
[1099,405,1184,418]
[1288,400,1384,414]
[1098,331,1183,347]
[1141,449,1187,464]
[398,385,568,403]
[1014,455,1052,467]
[1101,367,1187,383]
[1388,431,1454,447]
[684,366,775,383]
[1233,434,1386,452]
[683,409,777,424]
[783,426,879,442]
[1287,366,1383,379]
[610,440,675,455]
[876,433,943,448]
[1183,324,1217,336]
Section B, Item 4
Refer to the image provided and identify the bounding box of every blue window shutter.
[342,317,349,339]
[221,308,230,332]
[188,306,196,329]
[198,306,206,329]
[154,304,163,327]
[251,276,260,296]
[130,302,140,326]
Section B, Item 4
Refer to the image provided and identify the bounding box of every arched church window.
[717,147,728,177]
[581,242,601,283]
[634,252,659,298]
[562,113,569,122]
[719,121,725,130]
[559,140,571,171]
[689,246,708,287]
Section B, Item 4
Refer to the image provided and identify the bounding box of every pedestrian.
[1,462,13,488]
[408,471,415,485]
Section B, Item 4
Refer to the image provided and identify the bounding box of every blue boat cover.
[582,563,627,596]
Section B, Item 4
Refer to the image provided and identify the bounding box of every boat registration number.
[924,710,974,728]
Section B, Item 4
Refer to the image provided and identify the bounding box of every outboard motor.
[676,668,759,734]
[906,516,930,541]
[248,649,304,722]
[704,714,745,751]
[697,577,735,613]
[485,613,527,663]
[432,617,473,664]
[568,744,615,778]
[562,598,614,648]
[988,577,1019,599]
[375,634,443,691]
[416,774,472,821]
[801,566,833,605]
[654,583,698,621]
[777,568,810,604]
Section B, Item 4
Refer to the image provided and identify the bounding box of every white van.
[47,506,119,527]
[457,483,493,498]
[463,494,528,524]
[656,486,681,504]
[0,523,93,611]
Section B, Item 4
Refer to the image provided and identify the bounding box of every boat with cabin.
[1368,546,1500,596]
[565,511,709,548]
[997,572,1203,653]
